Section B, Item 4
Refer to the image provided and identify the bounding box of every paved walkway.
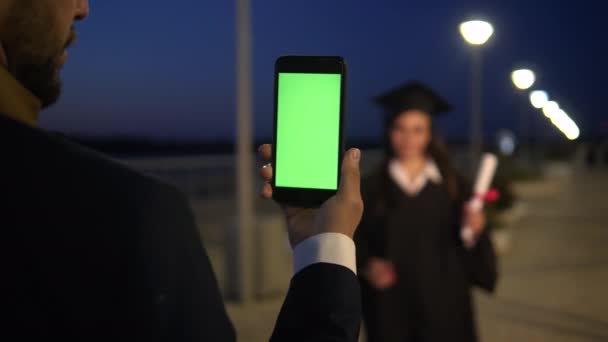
[225,168,608,341]
[475,168,608,341]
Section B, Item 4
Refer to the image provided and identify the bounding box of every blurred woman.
[355,82,498,342]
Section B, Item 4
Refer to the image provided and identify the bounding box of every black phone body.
[272,56,347,207]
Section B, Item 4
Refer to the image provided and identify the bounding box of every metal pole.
[470,47,483,168]
[519,96,530,165]
[229,0,255,303]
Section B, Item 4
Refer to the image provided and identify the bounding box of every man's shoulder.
[0,114,183,205]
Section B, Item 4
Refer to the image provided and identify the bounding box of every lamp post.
[511,69,536,162]
[460,20,494,168]
[230,0,255,303]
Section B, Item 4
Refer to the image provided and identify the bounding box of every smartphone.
[272,56,346,207]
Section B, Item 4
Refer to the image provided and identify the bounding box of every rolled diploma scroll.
[461,153,498,249]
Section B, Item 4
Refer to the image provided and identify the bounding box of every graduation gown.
[0,114,361,342]
[355,169,497,342]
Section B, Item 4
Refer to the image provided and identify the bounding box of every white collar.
[388,159,443,196]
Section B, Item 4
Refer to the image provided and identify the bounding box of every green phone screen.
[275,72,342,190]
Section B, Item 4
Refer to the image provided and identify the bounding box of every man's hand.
[257,144,364,248]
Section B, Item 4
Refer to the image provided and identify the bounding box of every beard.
[1,1,74,108]
[11,56,61,109]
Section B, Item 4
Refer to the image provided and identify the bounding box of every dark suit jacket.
[0,114,360,341]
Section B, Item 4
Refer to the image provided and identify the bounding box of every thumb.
[337,148,361,202]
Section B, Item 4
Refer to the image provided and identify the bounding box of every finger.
[259,163,273,181]
[259,182,273,199]
[258,144,272,161]
[337,148,361,202]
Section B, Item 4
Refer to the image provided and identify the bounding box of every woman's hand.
[365,257,397,290]
[463,205,487,237]
[257,144,364,248]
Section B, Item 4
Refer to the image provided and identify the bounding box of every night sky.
[42,0,606,142]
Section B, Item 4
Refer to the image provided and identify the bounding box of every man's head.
[0,0,89,108]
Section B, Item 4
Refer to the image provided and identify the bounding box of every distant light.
[459,20,494,45]
[542,101,560,118]
[496,130,517,156]
[566,127,580,140]
[511,69,536,90]
[565,126,580,140]
[530,90,549,109]
[551,109,580,140]
[538,98,581,140]
[566,132,580,140]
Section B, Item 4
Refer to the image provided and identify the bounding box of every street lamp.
[530,90,549,109]
[460,21,495,45]
[540,101,580,140]
[552,109,580,140]
[460,19,494,167]
[542,101,560,118]
[511,69,536,90]
[511,69,536,162]
[564,115,580,140]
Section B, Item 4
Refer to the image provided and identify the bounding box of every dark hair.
[372,112,461,214]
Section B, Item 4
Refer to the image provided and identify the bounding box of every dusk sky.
[42,0,606,142]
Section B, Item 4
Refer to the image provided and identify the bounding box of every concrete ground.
[475,169,608,341]
[222,168,608,341]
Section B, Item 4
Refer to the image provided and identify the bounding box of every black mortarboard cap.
[374,81,452,117]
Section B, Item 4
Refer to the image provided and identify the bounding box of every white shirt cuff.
[292,233,357,275]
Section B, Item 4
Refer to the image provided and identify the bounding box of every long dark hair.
[372,113,461,214]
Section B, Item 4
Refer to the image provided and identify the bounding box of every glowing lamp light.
[537,97,581,140]
[530,90,549,109]
[460,20,494,45]
[551,109,580,140]
[566,127,580,140]
[496,130,517,156]
[542,101,560,118]
[511,69,536,90]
